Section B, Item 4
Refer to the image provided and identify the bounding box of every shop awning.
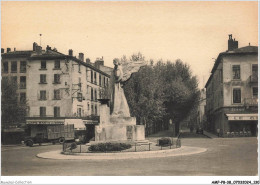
[26,120,64,125]
[71,120,86,130]
[225,114,258,121]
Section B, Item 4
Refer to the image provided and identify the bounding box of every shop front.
[225,114,258,136]
[26,119,64,137]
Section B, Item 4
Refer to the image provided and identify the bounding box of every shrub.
[69,142,77,151]
[88,142,132,152]
[158,137,172,146]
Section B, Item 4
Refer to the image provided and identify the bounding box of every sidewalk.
[203,130,218,138]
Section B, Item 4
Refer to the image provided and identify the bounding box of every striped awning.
[225,114,258,121]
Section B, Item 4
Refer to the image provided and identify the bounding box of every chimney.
[33,42,38,51]
[95,57,104,68]
[7,48,11,53]
[35,46,42,54]
[79,53,84,62]
[69,49,73,56]
[86,58,91,64]
[228,34,238,51]
[1,48,4,53]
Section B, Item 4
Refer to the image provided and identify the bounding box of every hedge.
[88,142,132,152]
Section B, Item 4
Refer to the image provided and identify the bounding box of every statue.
[110,58,146,117]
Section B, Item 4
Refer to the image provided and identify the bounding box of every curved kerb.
[36,146,207,160]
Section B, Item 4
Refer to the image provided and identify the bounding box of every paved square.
[1,137,258,176]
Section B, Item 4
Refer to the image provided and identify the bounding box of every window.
[233,88,241,103]
[91,70,93,83]
[252,64,258,76]
[40,91,47,100]
[54,60,60,69]
[41,61,46,69]
[94,72,97,84]
[3,62,8,73]
[20,76,26,89]
[94,89,97,101]
[77,107,82,117]
[54,107,60,117]
[91,88,93,101]
[11,61,17,73]
[253,87,258,97]
[40,107,46,117]
[99,75,102,86]
[20,61,27,73]
[20,93,26,104]
[88,103,90,110]
[78,64,81,73]
[78,77,81,91]
[54,89,61,100]
[40,74,47,84]
[103,76,106,87]
[95,105,97,115]
[91,105,94,115]
[219,69,223,83]
[232,65,240,79]
[77,92,82,102]
[54,74,61,84]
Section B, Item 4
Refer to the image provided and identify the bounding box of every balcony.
[249,74,258,83]
[244,98,258,107]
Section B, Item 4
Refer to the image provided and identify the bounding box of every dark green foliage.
[123,54,200,135]
[1,78,28,128]
[158,137,172,146]
[88,142,132,152]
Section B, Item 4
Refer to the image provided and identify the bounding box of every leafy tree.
[120,54,200,135]
[1,78,27,128]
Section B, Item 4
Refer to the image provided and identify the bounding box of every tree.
[1,78,28,128]
[121,54,199,135]
[155,60,200,134]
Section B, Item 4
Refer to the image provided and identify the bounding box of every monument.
[94,58,146,143]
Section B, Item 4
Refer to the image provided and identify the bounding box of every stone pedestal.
[93,102,145,143]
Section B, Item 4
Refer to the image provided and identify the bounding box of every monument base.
[94,123,145,142]
[90,102,146,144]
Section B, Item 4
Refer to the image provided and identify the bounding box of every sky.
[1,1,258,88]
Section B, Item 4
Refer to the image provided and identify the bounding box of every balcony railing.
[244,98,258,106]
[249,74,258,83]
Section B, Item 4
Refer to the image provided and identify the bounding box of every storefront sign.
[83,120,99,125]
[26,120,64,125]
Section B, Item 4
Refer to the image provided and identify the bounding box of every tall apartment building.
[205,35,258,137]
[1,43,111,140]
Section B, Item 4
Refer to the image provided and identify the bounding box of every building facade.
[1,43,111,141]
[205,35,258,137]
